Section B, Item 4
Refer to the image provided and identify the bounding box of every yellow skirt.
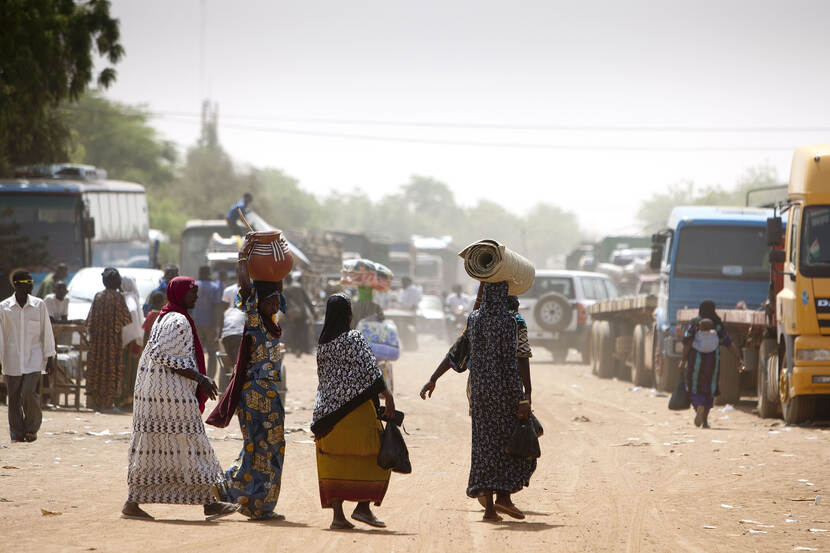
[315,400,391,507]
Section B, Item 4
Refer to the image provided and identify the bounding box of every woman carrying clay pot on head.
[207,232,290,520]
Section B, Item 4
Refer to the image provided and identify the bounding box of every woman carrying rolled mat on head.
[207,233,288,521]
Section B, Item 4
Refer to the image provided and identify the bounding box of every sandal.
[351,511,386,528]
[204,501,239,521]
[23,433,36,443]
[494,501,525,520]
[121,503,154,520]
[330,520,355,530]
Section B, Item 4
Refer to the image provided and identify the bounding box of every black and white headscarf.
[311,294,385,438]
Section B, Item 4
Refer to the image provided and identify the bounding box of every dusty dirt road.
[2,339,830,552]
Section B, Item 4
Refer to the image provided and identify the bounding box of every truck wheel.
[631,324,652,387]
[655,352,679,392]
[589,322,600,375]
[756,339,779,418]
[596,321,616,379]
[715,351,740,406]
[534,293,572,332]
[780,369,814,424]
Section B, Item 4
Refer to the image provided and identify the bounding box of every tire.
[534,293,573,332]
[654,333,679,393]
[715,350,740,406]
[779,348,814,424]
[631,324,652,387]
[756,339,778,418]
[590,322,599,375]
[781,388,814,424]
[596,321,616,379]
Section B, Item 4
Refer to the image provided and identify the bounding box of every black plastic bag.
[529,413,544,438]
[668,377,691,410]
[377,420,412,474]
[505,419,541,459]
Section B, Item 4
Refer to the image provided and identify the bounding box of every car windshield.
[68,269,160,302]
[419,295,443,311]
[0,193,84,270]
[675,225,768,280]
[522,276,575,299]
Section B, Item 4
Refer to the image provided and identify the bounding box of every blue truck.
[589,206,773,404]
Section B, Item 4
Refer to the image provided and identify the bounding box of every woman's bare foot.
[480,492,502,522]
[330,499,355,530]
[121,501,154,520]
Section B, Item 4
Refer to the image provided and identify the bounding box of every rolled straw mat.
[458,239,536,296]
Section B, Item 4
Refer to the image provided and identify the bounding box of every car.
[66,267,164,321]
[518,270,619,363]
[416,294,447,341]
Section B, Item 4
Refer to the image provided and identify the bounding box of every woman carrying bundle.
[312,293,396,529]
[207,234,287,520]
[421,281,535,521]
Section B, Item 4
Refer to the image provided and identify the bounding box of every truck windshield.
[0,194,84,270]
[800,205,830,277]
[674,225,768,281]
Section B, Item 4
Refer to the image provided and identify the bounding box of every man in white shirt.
[220,281,245,360]
[43,280,69,322]
[399,277,423,311]
[0,271,56,442]
[445,284,472,313]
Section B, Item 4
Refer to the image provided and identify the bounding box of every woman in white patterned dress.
[122,276,238,520]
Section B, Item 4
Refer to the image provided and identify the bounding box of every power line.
[60,105,830,134]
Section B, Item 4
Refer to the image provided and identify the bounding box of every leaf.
[41,509,62,516]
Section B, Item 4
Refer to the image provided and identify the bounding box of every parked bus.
[0,164,150,297]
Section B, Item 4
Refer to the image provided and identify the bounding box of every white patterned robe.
[127,312,224,504]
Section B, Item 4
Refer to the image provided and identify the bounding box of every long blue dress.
[223,290,287,519]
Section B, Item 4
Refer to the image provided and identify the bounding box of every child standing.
[678,300,744,428]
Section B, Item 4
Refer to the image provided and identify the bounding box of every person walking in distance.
[193,266,222,379]
[0,271,56,442]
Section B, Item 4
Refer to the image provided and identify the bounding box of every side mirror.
[649,244,663,270]
[769,249,786,264]
[765,216,784,247]
[83,217,95,239]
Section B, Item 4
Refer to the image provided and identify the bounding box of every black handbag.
[505,419,541,459]
[668,377,691,410]
[377,416,412,474]
[529,413,544,438]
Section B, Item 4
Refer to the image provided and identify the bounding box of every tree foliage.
[637,163,782,233]
[0,0,123,175]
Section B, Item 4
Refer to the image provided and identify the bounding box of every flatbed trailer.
[588,295,658,384]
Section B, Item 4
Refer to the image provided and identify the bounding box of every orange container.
[247,230,294,282]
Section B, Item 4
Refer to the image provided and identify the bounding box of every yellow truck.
[764,144,830,422]
[710,144,830,423]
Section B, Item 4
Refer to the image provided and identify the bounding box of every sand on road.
[2,339,830,553]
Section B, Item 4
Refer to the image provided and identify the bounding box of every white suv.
[518,270,619,363]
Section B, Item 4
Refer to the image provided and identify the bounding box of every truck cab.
[771,144,830,422]
[651,206,773,395]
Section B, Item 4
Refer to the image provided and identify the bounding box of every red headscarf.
[157,276,208,412]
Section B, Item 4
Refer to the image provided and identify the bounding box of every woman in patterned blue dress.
[207,234,287,520]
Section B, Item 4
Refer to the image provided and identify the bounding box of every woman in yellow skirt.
[311,293,396,529]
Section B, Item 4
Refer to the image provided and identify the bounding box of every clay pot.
[248,230,294,282]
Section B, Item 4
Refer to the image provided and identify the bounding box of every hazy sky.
[100,0,830,236]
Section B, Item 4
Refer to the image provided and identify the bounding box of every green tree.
[637,164,782,233]
[524,203,582,266]
[0,0,123,175]
[62,92,177,187]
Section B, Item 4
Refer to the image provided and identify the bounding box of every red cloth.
[157,276,208,412]
[206,334,250,428]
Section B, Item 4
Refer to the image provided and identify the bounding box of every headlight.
[796,349,830,361]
